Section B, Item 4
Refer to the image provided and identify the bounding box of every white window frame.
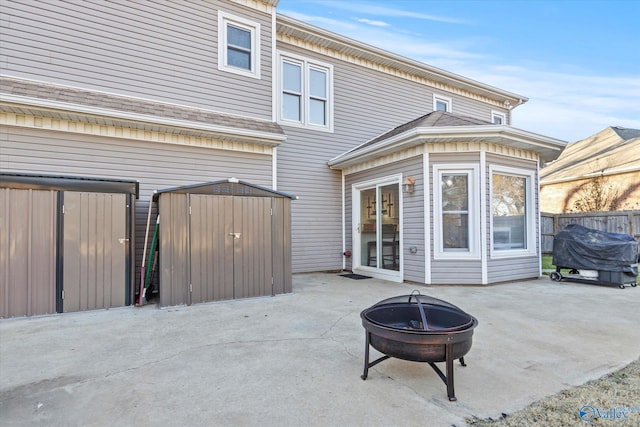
[218,11,261,79]
[277,51,333,132]
[491,111,507,125]
[433,164,480,260]
[433,94,452,112]
[489,165,537,258]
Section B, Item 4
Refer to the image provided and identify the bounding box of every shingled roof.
[367,111,490,147]
[0,77,285,145]
[329,110,566,169]
[541,126,640,184]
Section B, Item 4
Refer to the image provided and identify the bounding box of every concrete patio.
[1,273,639,426]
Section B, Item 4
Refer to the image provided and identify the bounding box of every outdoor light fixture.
[403,176,416,193]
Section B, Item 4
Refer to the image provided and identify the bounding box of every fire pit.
[360,291,478,401]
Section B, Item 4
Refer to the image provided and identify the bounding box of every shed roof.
[0,77,285,146]
[153,178,297,201]
[0,172,139,197]
[328,111,566,169]
[541,127,640,184]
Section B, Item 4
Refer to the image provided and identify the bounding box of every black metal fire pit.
[360,291,478,401]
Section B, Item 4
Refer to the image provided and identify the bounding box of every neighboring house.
[0,0,565,316]
[540,127,640,213]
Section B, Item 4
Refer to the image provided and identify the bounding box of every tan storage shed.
[0,173,138,318]
[154,179,295,307]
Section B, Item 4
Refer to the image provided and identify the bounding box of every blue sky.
[277,0,640,142]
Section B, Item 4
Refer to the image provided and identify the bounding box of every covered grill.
[360,291,478,401]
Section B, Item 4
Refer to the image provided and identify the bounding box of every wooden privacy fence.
[541,211,640,254]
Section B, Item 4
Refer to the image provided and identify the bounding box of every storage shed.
[154,179,295,307]
[0,172,138,318]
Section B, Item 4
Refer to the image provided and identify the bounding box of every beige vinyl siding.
[344,156,425,282]
[2,126,273,286]
[485,153,540,282]
[277,42,501,272]
[1,0,274,120]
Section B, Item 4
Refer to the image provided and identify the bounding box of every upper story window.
[278,52,333,132]
[433,94,452,112]
[433,164,480,259]
[218,11,260,79]
[491,111,507,125]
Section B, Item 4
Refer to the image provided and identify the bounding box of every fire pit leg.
[361,331,371,380]
[427,344,458,401]
[445,344,456,401]
[361,331,391,380]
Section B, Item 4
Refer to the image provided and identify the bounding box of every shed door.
[0,188,57,318]
[189,195,272,303]
[62,192,127,312]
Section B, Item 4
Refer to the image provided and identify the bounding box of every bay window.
[434,165,479,259]
[490,166,536,256]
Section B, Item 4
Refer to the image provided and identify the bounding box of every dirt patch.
[466,358,640,426]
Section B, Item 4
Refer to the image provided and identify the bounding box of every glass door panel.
[379,184,399,271]
[358,183,400,271]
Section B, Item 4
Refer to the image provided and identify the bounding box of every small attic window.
[492,111,507,125]
[433,94,452,112]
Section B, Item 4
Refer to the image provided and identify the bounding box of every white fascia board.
[1,94,287,144]
[329,125,566,169]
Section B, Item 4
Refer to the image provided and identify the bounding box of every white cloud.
[356,18,390,27]
[279,6,640,142]
[304,0,465,24]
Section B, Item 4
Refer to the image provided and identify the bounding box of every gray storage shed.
[0,172,138,318]
[154,179,295,307]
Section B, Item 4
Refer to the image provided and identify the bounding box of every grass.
[541,254,555,271]
[466,358,640,426]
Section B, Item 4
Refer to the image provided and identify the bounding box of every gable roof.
[540,127,640,184]
[328,111,566,169]
[153,178,296,201]
[0,77,286,145]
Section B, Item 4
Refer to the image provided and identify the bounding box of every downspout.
[480,150,488,285]
[342,170,346,270]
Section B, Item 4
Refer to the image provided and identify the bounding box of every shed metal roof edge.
[153,178,297,201]
[0,171,140,198]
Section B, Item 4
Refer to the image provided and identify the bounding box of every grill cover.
[553,224,639,274]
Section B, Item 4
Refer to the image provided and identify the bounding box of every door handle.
[229,232,241,239]
[118,238,129,244]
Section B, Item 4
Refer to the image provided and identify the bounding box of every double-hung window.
[490,165,536,257]
[218,12,260,79]
[278,53,333,131]
[433,164,479,259]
